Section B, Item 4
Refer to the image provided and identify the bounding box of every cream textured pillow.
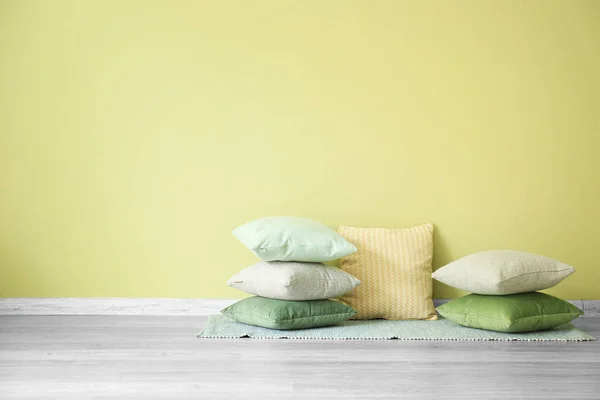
[338,223,437,320]
[431,250,575,295]
[227,261,360,300]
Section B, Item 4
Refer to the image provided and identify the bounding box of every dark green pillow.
[221,296,356,330]
[436,292,583,333]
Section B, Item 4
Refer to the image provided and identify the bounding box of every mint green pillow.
[233,217,357,262]
[221,296,357,330]
[436,292,583,333]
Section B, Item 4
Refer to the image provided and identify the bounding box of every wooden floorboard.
[0,315,599,399]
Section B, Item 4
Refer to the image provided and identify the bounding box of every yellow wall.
[1,0,599,299]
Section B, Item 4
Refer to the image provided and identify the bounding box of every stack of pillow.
[432,250,583,332]
[222,217,360,330]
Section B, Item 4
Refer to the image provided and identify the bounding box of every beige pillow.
[227,261,360,300]
[338,223,437,320]
[431,250,575,295]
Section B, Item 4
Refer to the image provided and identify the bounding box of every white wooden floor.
[1,315,599,400]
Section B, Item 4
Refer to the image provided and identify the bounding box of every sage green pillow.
[436,292,583,333]
[233,216,357,262]
[221,296,357,330]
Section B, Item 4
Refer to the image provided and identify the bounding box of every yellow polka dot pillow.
[338,223,437,320]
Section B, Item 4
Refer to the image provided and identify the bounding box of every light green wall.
[1,0,599,299]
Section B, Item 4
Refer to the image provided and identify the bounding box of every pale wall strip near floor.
[0,298,598,316]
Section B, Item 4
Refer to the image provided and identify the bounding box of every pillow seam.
[435,268,574,288]
[254,245,350,249]
[497,269,574,284]
[225,311,356,323]
[439,311,581,323]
